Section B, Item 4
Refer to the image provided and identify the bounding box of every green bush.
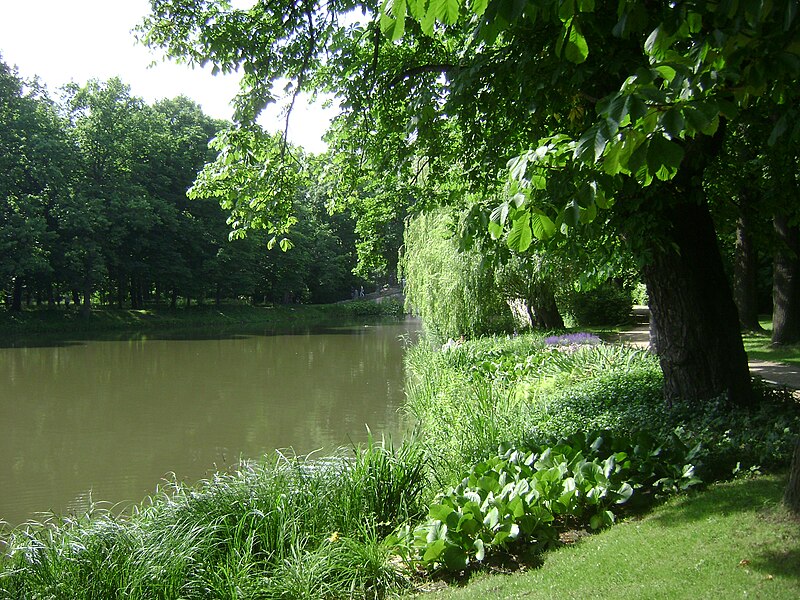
[561,280,633,326]
[391,430,701,572]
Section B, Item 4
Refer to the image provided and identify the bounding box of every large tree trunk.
[733,195,764,332]
[785,439,800,515]
[643,199,753,407]
[772,213,800,345]
[534,287,565,330]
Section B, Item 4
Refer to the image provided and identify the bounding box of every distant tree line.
[0,58,363,313]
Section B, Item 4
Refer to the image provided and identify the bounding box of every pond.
[0,319,421,527]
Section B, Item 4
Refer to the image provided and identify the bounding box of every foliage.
[329,299,406,319]
[405,332,800,483]
[137,0,800,407]
[560,278,634,326]
[391,429,700,572]
[402,209,514,341]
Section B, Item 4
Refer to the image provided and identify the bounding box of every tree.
[0,59,66,310]
[402,208,513,340]
[139,0,800,406]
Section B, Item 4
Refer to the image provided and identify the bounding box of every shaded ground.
[615,306,800,392]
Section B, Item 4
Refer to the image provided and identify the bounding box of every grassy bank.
[0,439,428,600]
[0,300,405,337]
[418,474,800,599]
[2,330,799,598]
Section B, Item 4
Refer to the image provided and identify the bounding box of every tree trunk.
[772,213,800,345]
[733,196,764,331]
[535,287,565,330]
[10,277,23,312]
[130,276,142,310]
[117,276,126,309]
[81,281,92,317]
[643,199,753,407]
[785,439,800,515]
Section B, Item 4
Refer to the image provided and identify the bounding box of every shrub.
[392,430,701,572]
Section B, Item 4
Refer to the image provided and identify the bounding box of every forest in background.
[0,59,383,313]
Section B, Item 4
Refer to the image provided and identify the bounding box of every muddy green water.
[0,320,420,527]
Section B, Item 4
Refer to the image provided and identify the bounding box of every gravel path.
[614,307,800,392]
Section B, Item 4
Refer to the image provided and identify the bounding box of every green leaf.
[508,214,533,251]
[530,212,556,240]
[483,506,500,529]
[444,0,460,24]
[473,538,486,561]
[576,122,611,162]
[647,134,684,181]
[768,113,788,145]
[422,538,447,563]
[470,0,489,16]
[558,0,575,23]
[660,108,685,139]
[429,504,455,522]
[564,22,589,64]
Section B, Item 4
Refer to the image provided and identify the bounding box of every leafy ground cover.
[416,474,800,599]
[2,330,798,598]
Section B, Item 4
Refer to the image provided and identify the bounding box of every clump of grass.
[0,436,429,599]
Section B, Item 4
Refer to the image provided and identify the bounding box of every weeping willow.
[401,209,513,341]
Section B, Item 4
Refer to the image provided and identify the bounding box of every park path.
[614,307,800,392]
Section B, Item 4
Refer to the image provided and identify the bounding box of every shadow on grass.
[750,547,800,581]
[648,474,800,582]
[649,476,786,527]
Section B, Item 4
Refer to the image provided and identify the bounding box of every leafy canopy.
[139,0,800,252]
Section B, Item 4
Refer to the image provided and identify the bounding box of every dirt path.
[615,307,800,392]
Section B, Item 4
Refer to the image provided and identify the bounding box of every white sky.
[0,0,335,153]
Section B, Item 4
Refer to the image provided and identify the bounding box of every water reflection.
[0,320,420,527]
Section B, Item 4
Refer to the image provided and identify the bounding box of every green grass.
[416,474,800,599]
[742,319,800,366]
[0,437,429,599]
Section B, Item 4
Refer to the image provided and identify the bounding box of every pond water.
[0,319,420,527]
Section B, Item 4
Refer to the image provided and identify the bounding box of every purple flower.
[544,332,602,347]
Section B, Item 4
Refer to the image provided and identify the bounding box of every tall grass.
[404,333,664,482]
[0,437,428,599]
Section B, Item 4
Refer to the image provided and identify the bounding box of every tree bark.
[785,439,800,515]
[643,199,753,407]
[772,213,800,345]
[734,196,764,331]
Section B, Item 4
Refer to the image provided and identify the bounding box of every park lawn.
[742,319,800,366]
[416,474,799,600]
